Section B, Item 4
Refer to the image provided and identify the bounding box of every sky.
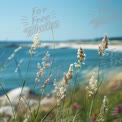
[0,0,122,41]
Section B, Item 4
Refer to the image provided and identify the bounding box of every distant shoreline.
[0,41,122,50]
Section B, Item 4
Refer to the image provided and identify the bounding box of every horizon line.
[0,36,122,42]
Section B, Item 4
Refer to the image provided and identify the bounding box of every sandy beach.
[40,42,122,51]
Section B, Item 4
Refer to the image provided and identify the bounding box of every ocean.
[0,42,122,95]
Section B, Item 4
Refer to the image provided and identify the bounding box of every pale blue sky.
[0,0,122,40]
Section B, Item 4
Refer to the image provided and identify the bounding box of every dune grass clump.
[0,33,122,122]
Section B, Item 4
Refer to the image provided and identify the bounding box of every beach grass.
[0,34,122,122]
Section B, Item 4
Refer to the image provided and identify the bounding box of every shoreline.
[41,43,122,50]
[0,42,122,50]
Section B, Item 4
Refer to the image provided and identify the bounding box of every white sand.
[41,42,122,51]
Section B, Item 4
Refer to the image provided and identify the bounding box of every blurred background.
[0,0,122,94]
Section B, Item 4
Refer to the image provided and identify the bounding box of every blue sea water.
[0,43,122,95]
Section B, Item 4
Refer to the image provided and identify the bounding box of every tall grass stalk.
[65,70,80,121]
[51,28,56,66]
[0,82,16,121]
[88,56,104,119]
[32,29,56,121]
[15,55,32,116]
[41,104,56,122]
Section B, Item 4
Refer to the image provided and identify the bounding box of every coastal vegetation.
[0,34,122,122]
